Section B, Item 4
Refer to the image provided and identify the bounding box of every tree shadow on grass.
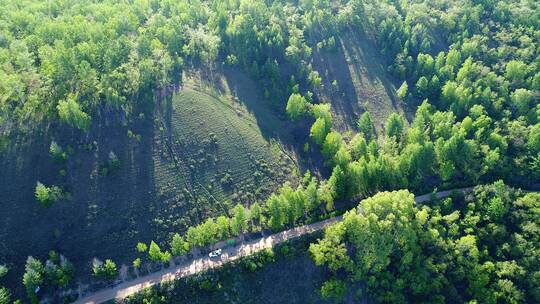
[218,66,328,177]
[312,26,405,133]
[0,106,158,297]
[311,39,360,131]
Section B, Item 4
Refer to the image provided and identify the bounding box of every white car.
[208,249,222,258]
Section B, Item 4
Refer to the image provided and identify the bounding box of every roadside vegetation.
[133,170,334,269]
[122,235,334,304]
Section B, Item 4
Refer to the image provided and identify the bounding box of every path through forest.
[74,187,475,304]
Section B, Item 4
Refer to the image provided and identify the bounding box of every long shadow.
[311,37,360,130]
[0,131,59,296]
[345,27,403,114]
[221,66,296,143]
[220,66,327,176]
[0,104,158,297]
[312,26,406,132]
[62,105,158,290]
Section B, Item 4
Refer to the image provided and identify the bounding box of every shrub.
[241,248,275,272]
[108,151,120,171]
[44,252,74,287]
[320,279,347,301]
[92,259,118,281]
[49,141,67,161]
[136,242,147,253]
[35,182,63,207]
[0,265,7,279]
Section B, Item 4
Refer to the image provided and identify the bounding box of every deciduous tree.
[286,93,308,120]
[385,113,404,140]
[357,111,374,140]
[56,95,91,131]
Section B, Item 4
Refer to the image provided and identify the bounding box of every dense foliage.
[310,182,540,303]
[1,0,538,302]
[367,0,540,186]
[0,0,355,140]
[290,0,539,204]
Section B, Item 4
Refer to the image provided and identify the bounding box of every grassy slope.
[313,27,408,133]
[0,68,298,296]
[152,70,297,234]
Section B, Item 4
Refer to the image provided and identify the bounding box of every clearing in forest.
[313,28,408,133]
[152,71,298,234]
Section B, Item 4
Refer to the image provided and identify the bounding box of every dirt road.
[74,187,475,304]
[74,216,342,304]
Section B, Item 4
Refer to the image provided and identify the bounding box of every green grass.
[312,28,408,133]
[152,82,296,234]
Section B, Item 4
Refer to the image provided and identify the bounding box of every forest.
[0,0,539,303]
[311,183,540,303]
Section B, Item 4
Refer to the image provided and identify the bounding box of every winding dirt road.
[74,216,342,304]
[74,187,474,304]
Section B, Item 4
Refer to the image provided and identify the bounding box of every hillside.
[152,70,298,233]
[0,0,538,303]
[0,68,299,296]
[313,28,407,132]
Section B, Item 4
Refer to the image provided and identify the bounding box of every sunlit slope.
[314,29,407,133]
[152,83,296,230]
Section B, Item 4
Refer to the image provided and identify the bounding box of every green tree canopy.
[415,76,429,98]
[322,131,344,159]
[528,124,540,154]
[310,117,330,146]
[148,241,164,262]
[505,60,528,86]
[286,93,308,120]
[311,103,333,127]
[22,257,44,300]
[0,287,10,304]
[171,234,189,256]
[385,113,404,140]
[231,204,249,236]
[56,96,91,131]
[511,88,533,117]
[396,81,408,101]
[320,279,347,302]
[357,111,374,140]
[93,259,118,281]
[34,182,63,208]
